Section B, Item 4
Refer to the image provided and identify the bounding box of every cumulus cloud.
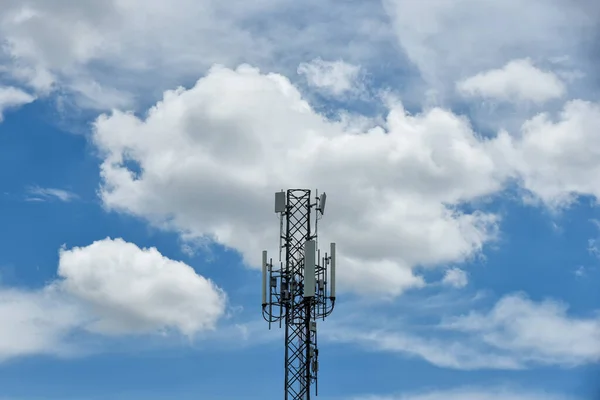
[457,59,566,103]
[0,86,36,121]
[327,292,600,369]
[92,64,507,297]
[493,100,600,208]
[0,238,227,361]
[298,58,362,96]
[91,63,600,297]
[57,238,226,336]
[442,268,468,288]
[89,63,600,296]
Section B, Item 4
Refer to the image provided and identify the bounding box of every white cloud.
[327,292,600,369]
[442,267,468,288]
[442,293,600,366]
[68,79,135,110]
[2,3,600,390]
[457,59,565,103]
[383,0,593,100]
[298,58,362,96]
[493,100,600,208]
[26,186,78,202]
[0,86,35,121]
[0,0,394,109]
[92,64,506,297]
[327,325,521,370]
[57,238,226,336]
[351,386,576,400]
[88,63,600,298]
[0,288,83,361]
[0,238,227,361]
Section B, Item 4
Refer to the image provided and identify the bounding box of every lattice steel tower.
[262,189,336,400]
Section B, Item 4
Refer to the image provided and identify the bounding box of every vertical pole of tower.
[283,189,291,399]
[304,301,311,400]
[282,189,312,400]
[305,192,312,400]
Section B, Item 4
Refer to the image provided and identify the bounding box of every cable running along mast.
[262,189,337,400]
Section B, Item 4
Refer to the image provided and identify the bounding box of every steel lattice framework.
[262,189,336,400]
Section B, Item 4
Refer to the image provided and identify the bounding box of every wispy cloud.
[348,385,577,400]
[441,267,468,288]
[26,186,78,202]
[574,265,587,277]
[0,86,36,122]
[298,58,364,98]
[324,322,522,370]
[322,292,600,370]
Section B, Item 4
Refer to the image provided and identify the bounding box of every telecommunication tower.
[262,189,337,400]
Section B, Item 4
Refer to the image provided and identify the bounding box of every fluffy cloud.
[457,59,565,103]
[57,238,226,336]
[494,100,600,208]
[0,238,226,361]
[90,63,600,295]
[92,64,508,297]
[91,62,600,296]
[298,58,362,96]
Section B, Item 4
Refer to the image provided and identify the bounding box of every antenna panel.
[262,250,268,304]
[330,243,336,298]
[319,193,327,214]
[304,240,316,297]
[275,191,286,213]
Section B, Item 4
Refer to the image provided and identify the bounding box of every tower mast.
[262,189,336,400]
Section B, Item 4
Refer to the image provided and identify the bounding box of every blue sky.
[1,1,600,399]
